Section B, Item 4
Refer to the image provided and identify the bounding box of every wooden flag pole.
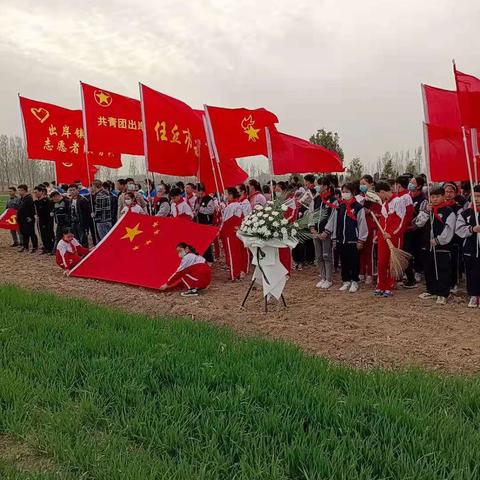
[138,83,152,212]
[203,105,226,193]
[265,126,274,199]
[201,114,221,195]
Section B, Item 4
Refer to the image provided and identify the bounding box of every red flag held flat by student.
[140,84,203,176]
[454,67,480,129]
[81,82,144,155]
[19,96,121,169]
[205,105,278,159]
[424,123,474,182]
[0,209,19,231]
[271,132,344,174]
[69,212,219,289]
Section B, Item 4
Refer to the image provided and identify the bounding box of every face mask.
[125,199,132,206]
[315,186,321,193]
[342,192,352,201]
[359,185,368,194]
[408,183,416,192]
[178,250,186,258]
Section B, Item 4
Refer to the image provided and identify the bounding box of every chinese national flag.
[271,132,344,174]
[205,105,278,159]
[69,212,219,289]
[81,82,144,155]
[424,123,475,182]
[140,84,203,176]
[19,96,121,169]
[0,208,19,231]
[454,67,480,129]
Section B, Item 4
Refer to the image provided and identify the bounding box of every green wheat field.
[0,285,479,479]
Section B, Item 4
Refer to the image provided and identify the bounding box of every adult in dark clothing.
[6,186,21,247]
[33,185,54,254]
[50,191,71,247]
[91,180,112,240]
[17,184,38,253]
[67,184,91,247]
[194,183,215,263]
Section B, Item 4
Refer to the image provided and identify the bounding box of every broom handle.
[370,211,395,250]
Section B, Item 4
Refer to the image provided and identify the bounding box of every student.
[55,227,90,270]
[310,178,336,289]
[17,184,38,253]
[154,184,171,217]
[195,184,215,263]
[220,187,245,281]
[120,192,146,216]
[33,185,54,254]
[373,181,407,298]
[170,187,194,220]
[274,181,296,274]
[237,184,252,218]
[159,243,212,297]
[117,179,147,216]
[455,185,480,308]
[403,176,428,288]
[91,180,112,240]
[185,183,198,213]
[415,186,456,305]
[248,180,267,208]
[5,186,21,247]
[262,184,272,202]
[357,174,380,285]
[322,183,368,293]
[67,184,91,247]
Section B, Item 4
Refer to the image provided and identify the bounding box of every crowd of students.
[3,173,480,306]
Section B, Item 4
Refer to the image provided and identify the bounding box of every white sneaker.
[316,280,326,288]
[450,285,458,295]
[436,296,447,305]
[419,292,433,300]
[339,282,351,292]
[365,276,373,285]
[468,296,479,308]
[359,275,365,282]
[415,273,422,283]
[349,281,359,293]
[323,280,333,290]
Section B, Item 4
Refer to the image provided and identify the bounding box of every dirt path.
[1,231,479,374]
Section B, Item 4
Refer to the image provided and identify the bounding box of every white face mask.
[178,250,186,258]
[342,192,352,201]
[125,199,133,206]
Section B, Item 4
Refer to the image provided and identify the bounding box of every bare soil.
[1,231,479,374]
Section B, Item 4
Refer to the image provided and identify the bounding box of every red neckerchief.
[228,198,239,205]
[340,197,357,220]
[432,202,448,223]
[444,199,457,208]
[239,194,247,202]
[248,191,260,201]
[320,192,337,209]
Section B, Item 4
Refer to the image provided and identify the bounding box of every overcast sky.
[1,0,479,167]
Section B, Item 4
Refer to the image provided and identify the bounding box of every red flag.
[55,159,97,186]
[422,84,462,129]
[424,123,475,182]
[0,208,19,231]
[81,82,144,156]
[271,132,344,174]
[454,67,480,129]
[198,155,248,193]
[205,105,278,159]
[19,96,121,169]
[140,84,203,176]
[69,212,219,289]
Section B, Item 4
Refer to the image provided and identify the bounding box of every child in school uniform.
[56,228,90,270]
[170,187,194,220]
[415,186,456,305]
[455,185,480,308]
[322,183,368,293]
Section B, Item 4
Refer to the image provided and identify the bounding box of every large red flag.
[424,123,475,182]
[454,67,480,129]
[55,159,97,186]
[198,154,248,193]
[0,209,19,231]
[422,84,462,129]
[140,84,203,176]
[81,82,144,156]
[271,132,344,174]
[69,212,219,289]
[19,96,121,170]
[205,105,278,160]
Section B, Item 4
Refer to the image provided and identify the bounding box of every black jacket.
[70,195,91,228]
[17,194,35,225]
[53,198,72,227]
[34,197,54,225]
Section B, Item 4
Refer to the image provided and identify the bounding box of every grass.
[0,285,479,479]
[0,194,7,211]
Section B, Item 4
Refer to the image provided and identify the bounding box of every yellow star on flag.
[145,240,152,246]
[153,229,160,235]
[121,223,143,242]
[95,90,111,106]
[133,246,140,251]
[245,125,260,142]
[152,222,159,228]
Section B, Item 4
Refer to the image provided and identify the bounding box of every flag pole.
[203,105,226,193]
[202,115,221,195]
[139,83,152,213]
[453,62,480,245]
[265,126,274,199]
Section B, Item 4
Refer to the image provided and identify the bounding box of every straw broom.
[365,191,412,278]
